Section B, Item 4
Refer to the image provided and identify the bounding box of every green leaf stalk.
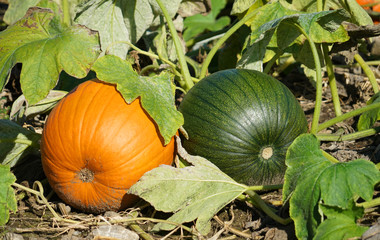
[155,0,194,91]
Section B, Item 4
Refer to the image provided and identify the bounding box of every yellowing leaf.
[129,137,247,234]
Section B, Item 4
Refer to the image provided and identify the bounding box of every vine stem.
[357,197,380,209]
[321,150,340,163]
[263,51,283,74]
[12,182,78,224]
[317,127,380,142]
[199,9,258,79]
[354,54,379,93]
[293,23,323,134]
[155,0,194,91]
[1,138,34,145]
[245,190,292,225]
[245,184,283,191]
[61,0,71,26]
[317,102,380,132]
[322,44,342,116]
[11,182,196,236]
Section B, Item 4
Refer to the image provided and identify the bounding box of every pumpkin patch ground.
[1,60,380,239]
[1,0,380,239]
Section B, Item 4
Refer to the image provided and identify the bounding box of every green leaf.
[314,202,367,240]
[230,0,257,15]
[283,134,380,240]
[75,0,182,58]
[314,217,368,240]
[357,92,380,131]
[91,55,182,145]
[237,2,350,70]
[0,120,41,167]
[129,137,247,234]
[3,0,87,25]
[0,6,100,105]
[285,0,373,26]
[3,0,40,25]
[320,201,364,223]
[0,165,17,226]
[183,0,230,41]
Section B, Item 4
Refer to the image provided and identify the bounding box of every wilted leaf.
[0,6,100,105]
[0,165,17,226]
[283,134,380,239]
[129,137,247,234]
[0,120,41,167]
[91,55,182,144]
[75,0,182,58]
[10,90,67,121]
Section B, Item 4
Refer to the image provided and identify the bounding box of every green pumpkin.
[179,69,308,185]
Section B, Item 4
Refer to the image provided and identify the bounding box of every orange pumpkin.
[356,0,380,24]
[40,79,176,213]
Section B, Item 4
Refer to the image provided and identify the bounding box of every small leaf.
[283,134,380,239]
[314,202,367,240]
[91,55,182,144]
[0,120,41,167]
[0,165,17,226]
[357,92,380,131]
[0,6,100,105]
[314,217,368,240]
[183,0,230,41]
[129,137,247,234]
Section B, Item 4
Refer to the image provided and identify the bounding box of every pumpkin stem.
[78,168,94,183]
[261,147,273,160]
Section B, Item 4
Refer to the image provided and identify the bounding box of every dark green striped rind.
[179,69,308,185]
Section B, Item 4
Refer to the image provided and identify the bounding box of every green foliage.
[183,0,230,41]
[314,202,368,240]
[358,92,380,130]
[0,5,100,105]
[283,134,380,239]
[3,0,40,25]
[4,0,87,25]
[237,2,350,70]
[91,55,183,145]
[129,139,247,234]
[0,119,41,167]
[75,0,182,58]
[230,0,258,15]
[0,165,17,226]
[0,0,379,236]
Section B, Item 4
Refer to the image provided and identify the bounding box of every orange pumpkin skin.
[40,79,176,214]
